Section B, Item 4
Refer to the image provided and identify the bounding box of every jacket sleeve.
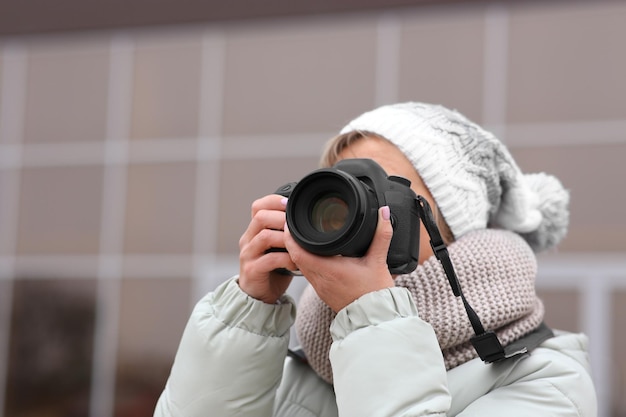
[329,287,596,417]
[154,277,296,417]
[450,332,597,417]
[329,287,451,417]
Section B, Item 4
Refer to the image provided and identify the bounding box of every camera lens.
[285,168,379,257]
[311,194,349,233]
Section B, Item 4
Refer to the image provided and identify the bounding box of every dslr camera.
[276,158,420,274]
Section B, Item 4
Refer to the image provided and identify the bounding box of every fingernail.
[281,197,288,206]
[381,206,390,221]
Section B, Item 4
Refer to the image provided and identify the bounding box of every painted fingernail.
[281,197,288,206]
[381,206,391,221]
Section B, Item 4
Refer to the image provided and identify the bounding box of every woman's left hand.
[284,205,395,312]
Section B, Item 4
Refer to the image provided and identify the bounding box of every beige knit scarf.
[295,229,545,385]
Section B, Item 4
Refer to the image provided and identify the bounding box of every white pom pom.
[520,173,570,252]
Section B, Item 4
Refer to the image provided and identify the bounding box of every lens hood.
[285,167,379,257]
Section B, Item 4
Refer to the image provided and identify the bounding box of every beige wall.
[1,1,625,416]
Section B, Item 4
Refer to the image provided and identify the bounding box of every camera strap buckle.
[415,196,552,364]
[471,331,508,363]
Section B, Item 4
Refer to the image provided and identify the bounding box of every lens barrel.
[285,169,379,257]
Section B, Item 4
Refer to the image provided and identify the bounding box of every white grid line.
[0,278,12,417]
[197,29,225,140]
[0,254,202,279]
[192,29,226,303]
[581,278,611,417]
[482,3,509,139]
[0,43,27,145]
[375,13,401,106]
[505,119,626,148]
[89,35,134,417]
[219,133,332,159]
[1,117,625,170]
[20,141,107,166]
[0,41,27,417]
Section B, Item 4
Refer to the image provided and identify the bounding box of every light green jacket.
[154,277,597,417]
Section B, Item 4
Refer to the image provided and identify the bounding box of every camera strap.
[415,196,553,363]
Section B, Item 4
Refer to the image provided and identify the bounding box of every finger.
[242,251,298,277]
[283,221,302,261]
[251,194,288,217]
[239,209,287,249]
[365,206,394,266]
[283,221,306,265]
[241,229,287,261]
[283,221,329,276]
[263,251,298,273]
[240,230,297,276]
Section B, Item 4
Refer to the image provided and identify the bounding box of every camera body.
[276,158,420,274]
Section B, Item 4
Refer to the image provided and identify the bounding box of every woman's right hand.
[238,194,297,304]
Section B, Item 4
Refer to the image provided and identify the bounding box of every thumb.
[366,206,394,265]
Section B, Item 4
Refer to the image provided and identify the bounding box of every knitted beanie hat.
[339,102,569,252]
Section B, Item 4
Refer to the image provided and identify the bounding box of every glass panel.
[0,169,17,256]
[508,2,626,123]
[17,166,103,255]
[5,278,96,417]
[611,291,626,417]
[114,277,192,415]
[222,20,377,136]
[124,161,197,254]
[23,39,109,143]
[398,9,485,122]
[130,33,202,140]
[0,52,3,141]
[536,288,581,332]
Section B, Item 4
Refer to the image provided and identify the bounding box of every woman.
[154,102,597,416]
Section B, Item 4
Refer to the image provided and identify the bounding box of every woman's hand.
[238,194,298,304]
[284,206,395,312]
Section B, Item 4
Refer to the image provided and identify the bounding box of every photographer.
[154,102,597,416]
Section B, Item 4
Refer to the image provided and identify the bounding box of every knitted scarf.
[295,229,545,385]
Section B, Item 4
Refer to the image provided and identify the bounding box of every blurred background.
[0,0,625,416]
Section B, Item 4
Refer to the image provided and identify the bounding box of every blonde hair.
[320,130,455,244]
